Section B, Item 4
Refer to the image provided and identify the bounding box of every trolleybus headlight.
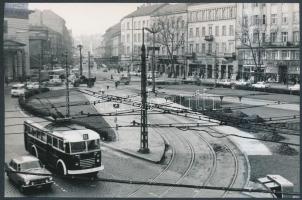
[96,158,100,163]
[75,162,80,166]
[49,177,53,181]
[25,180,30,185]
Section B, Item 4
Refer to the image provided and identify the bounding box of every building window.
[282,13,288,24]
[222,42,226,52]
[127,22,130,29]
[134,22,136,29]
[209,26,212,35]
[138,21,141,29]
[252,15,259,25]
[202,27,206,36]
[143,20,145,28]
[272,50,278,60]
[229,25,234,36]
[215,9,219,20]
[253,32,259,43]
[189,28,193,38]
[222,26,226,36]
[293,31,300,43]
[282,50,289,59]
[243,16,248,27]
[127,34,130,43]
[216,43,219,53]
[222,8,226,19]
[293,12,299,24]
[208,10,212,21]
[262,15,266,24]
[271,14,277,25]
[230,8,233,18]
[208,43,212,53]
[215,26,219,36]
[270,32,277,43]
[229,42,234,52]
[196,27,200,37]
[196,44,199,53]
[202,10,205,21]
[262,33,266,42]
[189,44,193,53]
[181,20,185,28]
[201,43,205,53]
[189,12,193,22]
[281,32,288,42]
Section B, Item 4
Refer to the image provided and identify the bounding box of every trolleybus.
[24,120,104,176]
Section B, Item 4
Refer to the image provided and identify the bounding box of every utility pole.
[139,28,149,154]
[88,51,91,79]
[77,44,83,76]
[39,40,44,92]
[151,32,156,93]
[64,51,70,118]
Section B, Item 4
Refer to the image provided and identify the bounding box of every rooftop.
[152,3,188,16]
[123,3,167,19]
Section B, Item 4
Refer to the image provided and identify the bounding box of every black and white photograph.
[3,2,300,198]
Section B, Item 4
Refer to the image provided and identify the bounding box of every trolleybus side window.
[58,140,64,151]
[53,138,58,148]
[41,132,46,142]
[47,135,52,144]
[65,143,70,153]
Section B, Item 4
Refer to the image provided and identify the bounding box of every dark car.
[6,155,54,193]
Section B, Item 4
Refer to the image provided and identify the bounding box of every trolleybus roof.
[51,129,100,142]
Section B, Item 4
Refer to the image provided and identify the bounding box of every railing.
[204,35,214,41]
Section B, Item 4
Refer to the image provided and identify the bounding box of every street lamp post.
[145,27,159,93]
[77,44,83,76]
[63,51,70,118]
[139,27,149,154]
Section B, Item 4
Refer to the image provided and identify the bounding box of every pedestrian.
[107,85,109,90]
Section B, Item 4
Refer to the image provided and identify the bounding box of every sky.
[28,3,143,37]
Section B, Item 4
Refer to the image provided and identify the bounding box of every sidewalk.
[83,88,166,163]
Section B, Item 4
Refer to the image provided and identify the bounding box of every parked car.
[234,79,251,86]
[5,155,54,193]
[103,68,108,72]
[116,76,131,85]
[48,78,63,86]
[147,71,160,79]
[11,83,26,97]
[289,84,300,91]
[217,79,232,86]
[252,81,270,88]
[26,82,40,90]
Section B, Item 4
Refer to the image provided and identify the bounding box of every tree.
[151,16,186,78]
[236,12,271,83]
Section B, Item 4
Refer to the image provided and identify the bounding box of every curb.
[101,142,161,164]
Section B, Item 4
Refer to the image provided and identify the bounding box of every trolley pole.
[139,28,149,154]
[64,51,70,118]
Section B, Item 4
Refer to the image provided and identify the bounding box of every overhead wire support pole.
[64,51,70,118]
[139,27,149,154]
[77,44,83,76]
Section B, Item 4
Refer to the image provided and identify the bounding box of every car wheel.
[18,183,25,193]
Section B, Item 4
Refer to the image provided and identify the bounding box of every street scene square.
[4,2,300,198]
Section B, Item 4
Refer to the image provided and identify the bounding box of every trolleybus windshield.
[69,139,100,153]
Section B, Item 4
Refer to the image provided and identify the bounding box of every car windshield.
[87,139,100,151]
[70,141,86,153]
[20,161,41,170]
[12,86,23,89]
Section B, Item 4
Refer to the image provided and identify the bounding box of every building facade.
[151,3,188,78]
[187,3,237,80]
[4,3,31,81]
[29,9,73,67]
[236,3,300,83]
[120,3,167,71]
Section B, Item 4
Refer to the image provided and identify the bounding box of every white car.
[252,82,270,88]
[48,78,62,86]
[234,79,251,86]
[217,79,232,86]
[289,84,300,91]
[11,83,26,97]
[26,82,39,90]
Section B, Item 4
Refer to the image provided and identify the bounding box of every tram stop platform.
[83,90,166,163]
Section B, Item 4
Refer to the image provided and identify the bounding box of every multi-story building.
[101,22,121,68]
[151,3,188,77]
[187,3,237,80]
[29,9,73,66]
[120,3,167,71]
[236,3,300,83]
[3,3,31,81]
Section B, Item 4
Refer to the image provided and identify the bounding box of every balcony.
[204,35,214,41]
[223,52,236,59]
